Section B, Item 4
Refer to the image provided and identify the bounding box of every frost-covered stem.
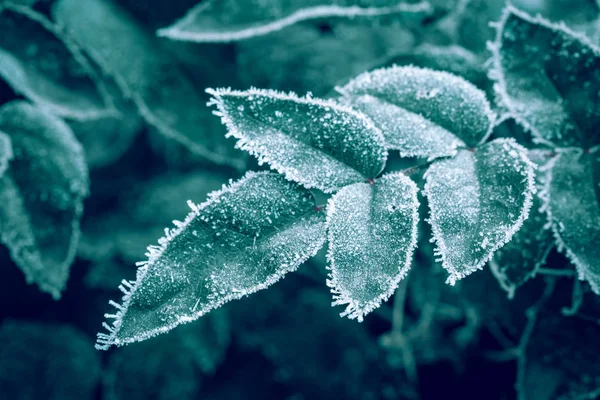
[483,347,520,362]
[391,278,409,333]
[536,268,575,277]
[561,278,583,316]
[486,320,516,350]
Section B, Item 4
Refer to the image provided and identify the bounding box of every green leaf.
[96,172,327,349]
[543,150,600,293]
[52,0,243,169]
[424,138,535,284]
[338,66,494,158]
[0,131,12,177]
[157,0,431,42]
[325,172,419,321]
[0,101,88,299]
[207,88,387,193]
[0,320,101,400]
[490,193,554,299]
[490,6,600,148]
[0,4,114,120]
[104,311,230,400]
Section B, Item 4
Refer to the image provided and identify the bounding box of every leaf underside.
[0,101,88,299]
[424,138,535,284]
[545,150,600,293]
[207,88,387,193]
[0,4,113,120]
[338,65,494,157]
[96,172,327,349]
[157,0,431,42]
[490,6,600,148]
[326,172,419,321]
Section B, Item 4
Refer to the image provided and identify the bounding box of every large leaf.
[0,4,114,120]
[325,172,419,321]
[543,150,600,293]
[207,88,387,193]
[0,320,101,400]
[157,0,431,42]
[424,138,535,284]
[0,101,88,299]
[338,65,494,158]
[490,6,600,148]
[53,0,243,168]
[0,131,12,177]
[96,172,327,349]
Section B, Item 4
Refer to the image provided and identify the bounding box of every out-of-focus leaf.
[96,172,326,349]
[325,172,419,321]
[543,150,600,293]
[0,320,101,400]
[424,139,535,284]
[207,88,387,193]
[104,310,230,400]
[490,6,600,148]
[0,4,114,119]
[157,0,431,42]
[0,131,12,177]
[0,101,88,299]
[338,65,494,157]
[53,0,243,168]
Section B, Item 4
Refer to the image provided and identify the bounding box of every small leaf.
[326,172,419,321]
[543,150,600,293]
[0,4,114,119]
[424,138,535,284]
[157,0,431,42]
[0,131,13,177]
[490,6,600,148]
[0,101,88,299]
[96,172,327,349]
[338,65,494,157]
[52,0,243,168]
[0,320,101,400]
[207,88,387,193]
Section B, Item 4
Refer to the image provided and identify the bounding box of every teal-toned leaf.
[0,101,88,299]
[490,193,554,299]
[490,6,600,148]
[104,311,230,400]
[157,0,431,42]
[543,150,600,293]
[424,138,535,284]
[0,131,12,177]
[207,88,387,193]
[517,310,600,400]
[0,4,114,120]
[338,66,494,158]
[96,172,327,349]
[0,320,101,400]
[325,172,419,321]
[53,0,243,169]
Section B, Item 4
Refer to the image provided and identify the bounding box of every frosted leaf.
[490,6,600,148]
[338,66,494,157]
[0,320,101,400]
[207,88,387,193]
[104,311,230,400]
[424,138,535,284]
[157,0,432,42]
[0,4,114,120]
[52,0,243,169]
[96,172,327,349]
[517,310,600,400]
[0,131,12,177]
[325,172,419,321]
[490,193,554,299]
[0,101,88,299]
[543,150,600,294]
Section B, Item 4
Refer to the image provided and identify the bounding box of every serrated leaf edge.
[424,138,536,285]
[156,1,432,43]
[206,87,388,193]
[324,171,419,322]
[95,171,326,350]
